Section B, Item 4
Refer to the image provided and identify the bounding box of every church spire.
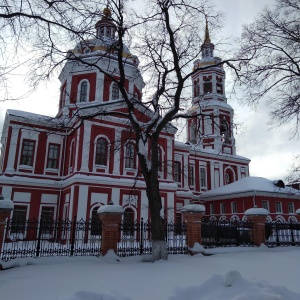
[201,19,214,59]
[204,19,211,44]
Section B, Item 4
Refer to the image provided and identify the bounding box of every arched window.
[125,142,136,169]
[91,207,101,236]
[95,138,108,166]
[225,170,233,185]
[111,82,120,100]
[79,81,88,102]
[123,208,134,236]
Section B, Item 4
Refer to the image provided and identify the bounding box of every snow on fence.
[265,220,300,247]
[201,218,254,248]
[117,219,188,256]
[1,217,102,261]
[2,217,299,261]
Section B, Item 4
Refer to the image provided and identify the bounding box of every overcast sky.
[0,0,298,181]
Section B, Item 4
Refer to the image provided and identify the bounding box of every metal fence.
[201,218,254,248]
[5,217,298,262]
[1,217,102,261]
[117,219,188,256]
[266,220,300,247]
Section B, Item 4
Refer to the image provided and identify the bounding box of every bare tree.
[0,0,240,260]
[236,0,300,135]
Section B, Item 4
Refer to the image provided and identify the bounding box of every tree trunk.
[146,176,168,261]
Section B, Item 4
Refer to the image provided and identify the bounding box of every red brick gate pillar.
[245,206,269,247]
[181,204,205,250]
[0,195,14,268]
[98,202,123,256]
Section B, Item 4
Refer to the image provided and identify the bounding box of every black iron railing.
[201,218,254,248]
[266,220,300,247]
[1,217,102,261]
[117,219,188,256]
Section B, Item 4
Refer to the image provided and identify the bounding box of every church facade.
[0,9,251,224]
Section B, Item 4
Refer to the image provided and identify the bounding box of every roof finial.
[204,18,211,44]
[103,1,111,18]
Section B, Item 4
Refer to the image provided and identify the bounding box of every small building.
[200,176,300,222]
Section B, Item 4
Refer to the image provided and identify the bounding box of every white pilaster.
[166,137,173,180]
[5,126,19,173]
[183,153,189,189]
[113,128,122,175]
[77,185,89,220]
[80,121,91,172]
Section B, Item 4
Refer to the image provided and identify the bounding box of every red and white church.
[0,8,299,224]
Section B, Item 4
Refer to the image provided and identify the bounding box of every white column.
[5,126,19,173]
[219,162,224,187]
[74,129,80,172]
[140,190,148,220]
[210,160,215,190]
[113,128,122,175]
[96,72,104,102]
[77,185,89,220]
[167,192,175,222]
[80,121,91,172]
[111,187,120,204]
[183,153,189,189]
[166,137,173,180]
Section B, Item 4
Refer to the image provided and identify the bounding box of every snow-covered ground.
[1,246,300,300]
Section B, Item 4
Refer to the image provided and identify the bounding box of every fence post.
[296,208,300,222]
[98,202,123,256]
[70,216,77,256]
[139,218,144,255]
[245,206,269,247]
[0,195,14,268]
[181,204,205,252]
[36,216,43,257]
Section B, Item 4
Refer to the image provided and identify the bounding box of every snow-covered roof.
[199,176,300,201]
[6,109,68,128]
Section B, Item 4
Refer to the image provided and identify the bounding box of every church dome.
[67,6,139,66]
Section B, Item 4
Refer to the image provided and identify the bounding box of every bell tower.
[187,21,236,155]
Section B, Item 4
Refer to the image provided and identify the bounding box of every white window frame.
[188,164,195,188]
[94,135,110,170]
[220,203,226,215]
[77,79,90,103]
[124,141,136,170]
[288,202,294,214]
[174,161,181,184]
[111,82,120,100]
[262,200,269,211]
[231,202,237,214]
[200,166,207,189]
[275,201,282,213]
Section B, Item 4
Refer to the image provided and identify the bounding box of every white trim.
[110,82,120,101]
[77,79,90,103]
[124,141,137,172]
[93,135,110,172]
